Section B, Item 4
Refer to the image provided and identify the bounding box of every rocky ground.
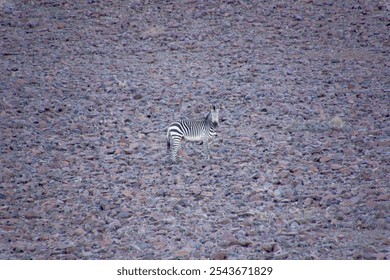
[0,0,389,259]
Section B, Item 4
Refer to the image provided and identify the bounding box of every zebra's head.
[210,104,220,127]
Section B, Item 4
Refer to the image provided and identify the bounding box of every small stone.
[330,163,343,170]
[272,243,282,253]
[320,156,331,163]
[289,221,300,231]
[118,211,132,219]
[304,197,313,206]
[129,142,139,150]
[249,193,263,202]
[274,250,289,259]
[202,191,214,197]
[176,249,191,257]
[239,240,253,247]
[219,218,230,225]
[220,232,239,247]
[192,185,202,195]
[13,242,26,253]
[279,170,290,178]
[74,227,86,236]
[308,165,318,173]
[378,194,390,201]
[340,167,352,175]
[273,189,284,198]
[366,200,377,209]
[375,253,386,260]
[100,237,113,248]
[378,140,390,147]
[108,219,122,230]
[122,189,133,198]
[24,211,40,219]
[376,219,388,230]
[261,243,276,252]
[352,250,363,260]
[329,116,345,129]
[211,250,228,260]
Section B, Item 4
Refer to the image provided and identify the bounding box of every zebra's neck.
[205,112,213,127]
[205,114,218,130]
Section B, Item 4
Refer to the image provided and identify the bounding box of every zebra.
[166,104,220,163]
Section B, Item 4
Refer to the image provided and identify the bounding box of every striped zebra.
[166,104,220,163]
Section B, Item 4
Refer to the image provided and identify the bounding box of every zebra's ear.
[210,104,220,110]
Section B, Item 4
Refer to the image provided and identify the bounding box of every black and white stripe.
[166,104,220,163]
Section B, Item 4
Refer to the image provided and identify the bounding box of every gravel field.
[0,0,389,259]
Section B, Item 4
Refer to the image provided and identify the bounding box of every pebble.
[211,250,228,260]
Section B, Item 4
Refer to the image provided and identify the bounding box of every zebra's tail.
[166,128,171,150]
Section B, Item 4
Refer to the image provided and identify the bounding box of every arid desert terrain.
[0,0,389,259]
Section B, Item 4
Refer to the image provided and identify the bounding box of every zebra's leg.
[171,138,182,163]
[202,138,210,161]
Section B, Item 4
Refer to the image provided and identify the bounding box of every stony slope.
[0,0,389,259]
